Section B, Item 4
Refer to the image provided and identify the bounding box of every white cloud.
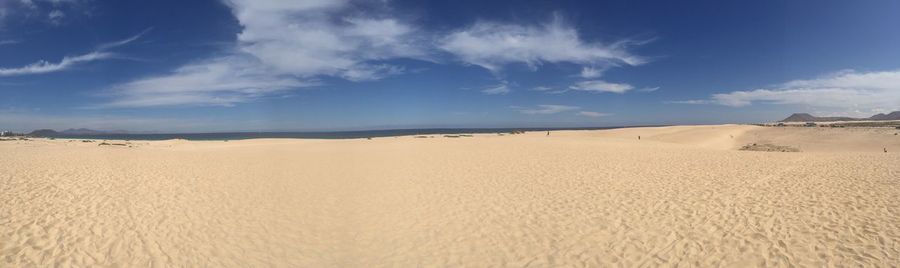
[51,1,650,108]
[577,111,610,117]
[666,100,710,105]
[47,9,63,23]
[482,82,510,95]
[226,0,427,78]
[99,0,429,108]
[531,85,570,94]
[339,64,405,82]
[18,0,81,8]
[517,104,580,115]
[569,80,634,93]
[0,52,112,76]
[439,17,645,72]
[0,30,145,76]
[96,56,310,108]
[97,28,151,50]
[580,66,603,78]
[1,0,81,26]
[676,69,900,113]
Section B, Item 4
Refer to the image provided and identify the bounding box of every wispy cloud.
[439,16,646,73]
[672,69,900,113]
[516,104,580,115]
[227,0,428,79]
[0,40,20,46]
[94,3,652,108]
[514,104,610,117]
[98,0,429,108]
[577,111,610,117]
[437,15,650,96]
[579,66,604,78]
[666,100,710,104]
[569,80,634,93]
[339,64,405,82]
[0,30,147,77]
[95,56,311,108]
[531,86,568,94]
[97,28,152,50]
[47,9,64,24]
[1,0,83,26]
[0,52,112,76]
[482,82,511,95]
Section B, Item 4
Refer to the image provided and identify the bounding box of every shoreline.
[24,125,670,141]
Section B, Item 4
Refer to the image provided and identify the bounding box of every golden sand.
[2,125,899,266]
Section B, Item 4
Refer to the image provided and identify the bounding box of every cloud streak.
[227,0,428,79]
[0,30,146,77]
[95,2,650,108]
[577,111,610,117]
[516,104,580,115]
[514,104,611,119]
[0,52,112,76]
[98,0,430,108]
[482,82,511,95]
[673,69,900,113]
[569,80,634,93]
[1,0,84,27]
[95,56,310,108]
[439,17,645,73]
[579,66,604,78]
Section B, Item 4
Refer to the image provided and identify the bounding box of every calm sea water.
[46,127,638,141]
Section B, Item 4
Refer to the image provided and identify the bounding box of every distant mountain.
[780,111,900,122]
[868,111,900,120]
[27,128,130,137]
[28,129,59,137]
[61,128,107,135]
[780,113,856,122]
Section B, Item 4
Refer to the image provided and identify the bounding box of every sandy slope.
[736,126,900,152]
[1,125,899,266]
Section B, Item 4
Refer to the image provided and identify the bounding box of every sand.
[1,125,899,266]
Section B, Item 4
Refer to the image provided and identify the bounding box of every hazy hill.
[60,128,108,135]
[868,111,900,120]
[27,128,129,137]
[27,129,59,137]
[780,111,900,122]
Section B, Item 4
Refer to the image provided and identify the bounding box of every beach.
[2,124,899,266]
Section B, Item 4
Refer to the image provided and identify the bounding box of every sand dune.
[2,125,899,266]
[736,126,900,152]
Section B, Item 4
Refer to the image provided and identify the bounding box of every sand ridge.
[2,125,899,266]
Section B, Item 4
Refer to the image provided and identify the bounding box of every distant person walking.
[547,131,550,136]
[638,135,641,140]
[885,148,888,153]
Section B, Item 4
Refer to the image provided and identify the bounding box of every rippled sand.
[2,125,899,266]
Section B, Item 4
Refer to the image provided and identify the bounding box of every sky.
[1,0,900,132]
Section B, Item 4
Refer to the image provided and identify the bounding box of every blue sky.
[2,0,900,132]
